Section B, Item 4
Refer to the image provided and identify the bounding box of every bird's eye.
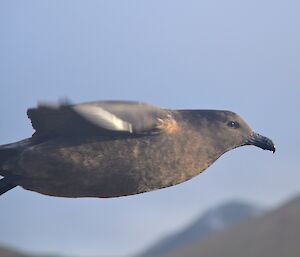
[227,120,240,129]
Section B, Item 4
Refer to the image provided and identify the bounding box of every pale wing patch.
[72,105,133,133]
[156,114,180,134]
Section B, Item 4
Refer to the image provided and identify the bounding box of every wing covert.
[27,100,170,138]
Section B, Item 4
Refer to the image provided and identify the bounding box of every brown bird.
[0,101,275,198]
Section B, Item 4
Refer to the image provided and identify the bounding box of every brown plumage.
[0,100,275,198]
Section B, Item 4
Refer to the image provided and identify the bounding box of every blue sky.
[0,0,299,256]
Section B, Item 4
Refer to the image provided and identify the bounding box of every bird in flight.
[0,100,275,198]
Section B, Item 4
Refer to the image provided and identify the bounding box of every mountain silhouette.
[138,201,263,257]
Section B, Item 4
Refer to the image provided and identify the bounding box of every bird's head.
[186,110,275,154]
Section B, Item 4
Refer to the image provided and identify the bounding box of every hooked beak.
[245,132,276,153]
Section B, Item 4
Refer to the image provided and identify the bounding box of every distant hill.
[161,195,300,257]
[0,246,34,257]
[0,246,65,257]
[138,201,263,257]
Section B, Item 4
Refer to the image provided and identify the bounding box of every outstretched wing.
[27,100,171,138]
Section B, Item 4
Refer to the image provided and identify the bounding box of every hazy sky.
[0,1,299,256]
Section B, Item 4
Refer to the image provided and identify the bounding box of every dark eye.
[227,120,240,129]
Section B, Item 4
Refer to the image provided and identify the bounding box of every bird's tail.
[0,177,17,195]
[0,145,20,195]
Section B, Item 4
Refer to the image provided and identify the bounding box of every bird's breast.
[16,132,217,197]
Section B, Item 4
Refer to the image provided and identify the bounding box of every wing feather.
[27,100,169,138]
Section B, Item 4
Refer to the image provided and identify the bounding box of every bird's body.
[0,101,275,198]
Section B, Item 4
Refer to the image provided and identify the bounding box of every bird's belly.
[15,136,211,198]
